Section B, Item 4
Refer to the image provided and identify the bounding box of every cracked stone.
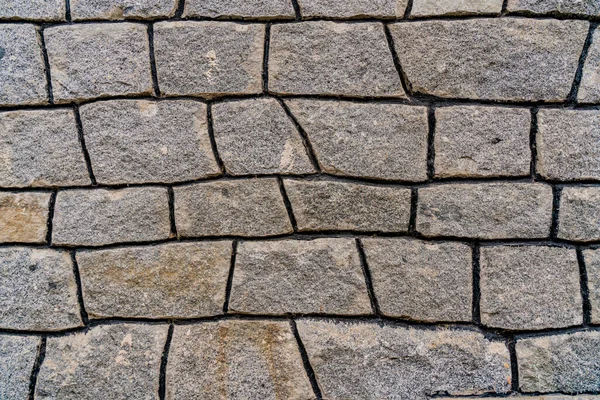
[579,28,600,103]
[184,0,295,19]
[0,0,65,21]
[411,0,503,16]
[0,192,50,243]
[0,335,39,399]
[507,0,600,16]
[558,187,600,242]
[583,248,600,324]
[71,0,177,20]
[297,0,408,18]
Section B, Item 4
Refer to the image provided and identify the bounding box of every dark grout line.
[205,102,226,174]
[290,319,323,399]
[501,0,509,15]
[45,191,57,245]
[529,107,539,178]
[262,23,271,93]
[290,0,302,21]
[472,244,482,326]
[73,106,97,185]
[550,185,562,239]
[147,23,161,98]
[408,188,418,234]
[222,240,238,313]
[567,23,597,105]
[577,248,593,326]
[277,177,299,231]
[158,323,174,400]
[403,0,414,19]
[507,336,520,392]
[28,337,46,400]
[175,0,185,18]
[426,106,436,180]
[167,187,177,237]
[383,24,413,98]
[65,0,71,21]
[356,239,381,316]
[37,27,54,105]
[70,251,90,326]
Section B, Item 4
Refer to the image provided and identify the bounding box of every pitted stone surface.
[558,187,600,241]
[71,0,177,20]
[0,247,82,331]
[229,239,371,315]
[286,100,428,181]
[184,0,295,19]
[297,0,408,18]
[0,335,39,399]
[0,192,50,243]
[269,22,405,97]
[411,0,504,16]
[0,0,65,21]
[507,0,600,16]
[440,397,600,400]
[579,28,600,104]
[583,248,600,324]
[80,100,220,184]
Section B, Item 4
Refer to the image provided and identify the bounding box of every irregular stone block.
[583,248,600,324]
[579,28,600,103]
[0,24,48,106]
[362,238,472,322]
[52,187,171,246]
[77,242,232,319]
[390,18,588,101]
[36,323,168,399]
[0,192,50,243]
[167,320,313,399]
[434,106,531,178]
[71,0,177,20]
[80,100,219,184]
[297,320,512,399]
[411,0,503,16]
[417,183,553,239]
[286,100,428,181]
[297,0,408,18]
[0,247,82,331]
[507,0,600,16]
[174,179,292,237]
[480,245,582,330]
[440,397,600,400]
[45,23,153,102]
[284,179,411,232]
[558,187,600,242]
[517,331,600,393]
[269,22,405,97]
[229,239,371,314]
[0,335,39,399]
[184,0,295,19]
[0,0,65,21]
[212,98,315,175]
[154,22,264,97]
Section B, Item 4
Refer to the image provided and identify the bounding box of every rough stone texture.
[36,323,168,399]
[286,100,428,181]
[52,187,171,246]
[0,247,82,331]
[362,238,472,322]
[174,179,292,237]
[411,0,504,16]
[0,24,48,106]
[80,100,220,184]
[45,23,153,103]
[154,22,264,97]
[390,19,588,101]
[297,0,408,18]
[583,248,600,324]
[284,179,412,232]
[298,320,512,399]
[579,28,600,104]
[507,0,600,16]
[480,245,582,330]
[229,239,371,315]
[440,397,600,400]
[0,335,39,399]
[0,0,65,21]
[517,331,600,393]
[167,321,314,399]
[77,242,232,319]
[71,0,177,20]
[212,98,315,176]
[434,106,531,178]
[558,187,600,242]
[269,22,405,97]
[0,192,50,243]
[537,109,600,181]
[184,0,296,19]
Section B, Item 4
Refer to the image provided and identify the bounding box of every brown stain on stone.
[0,194,48,243]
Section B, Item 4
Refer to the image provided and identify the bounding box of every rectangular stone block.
[184,0,296,19]
[558,187,600,242]
[0,0,65,21]
[411,0,503,16]
[507,0,600,16]
[71,0,177,20]
[0,335,39,400]
[417,183,553,239]
[297,0,408,18]
[229,239,371,315]
[0,192,50,243]
[578,28,600,103]
[583,248,600,324]
[52,187,171,246]
[440,397,600,400]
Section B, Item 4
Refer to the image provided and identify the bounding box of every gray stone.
[390,18,588,101]
[286,100,428,181]
[36,323,168,400]
[284,179,412,232]
[45,23,153,103]
[558,187,600,242]
[480,245,582,330]
[167,320,313,399]
[0,247,82,331]
[517,331,600,393]
[417,183,553,239]
[411,0,503,16]
[80,100,220,185]
[229,239,371,315]
[0,24,48,106]
[297,320,512,399]
[583,248,600,324]
[507,0,600,16]
[212,98,315,176]
[76,242,232,319]
[579,28,600,103]
[537,109,600,181]
[0,335,39,399]
[71,0,177,20]
[0,0,65,21]
[269,22,405,97]
[184,0,295,19]
[439,397,600,400]
[174,178,292,237]
[154,22,264,97]
[297,0,408,18]
[362,238,472,322]
[52,187,171,246]
[0,192,50,244]
[434,106,531,178]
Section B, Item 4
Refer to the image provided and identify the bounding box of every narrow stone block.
[583,248,600,324]
[507,0,600,16]
[0,335,39,399]
[297,0,408,18]
[0,192,51,243]
[71,0,177,20]
[558,187,600,242]
[579,28,600,103]
[411,0,503,16]
[0,0,65,21]
[184,0,295,19]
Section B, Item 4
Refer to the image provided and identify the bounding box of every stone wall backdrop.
[1,0,600,399]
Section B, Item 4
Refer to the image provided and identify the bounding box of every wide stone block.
[71,0,177,20]
[579,28,600,104]
[0,335,39,399]
[583,248,600,324]
[507,0,600,16]
[558,187,600,242]
[0,192,50,243]
[411,0,503,16]
[0,0,65,21]
[297,0,408,18]
[184,0,295,19]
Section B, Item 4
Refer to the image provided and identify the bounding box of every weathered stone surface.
[0,192,50,243]
[184,0,295,19]
[583,248,600,324]
[80,100,220,184]
[52,187,171,246]
[284,179,412,232]
[579,28,600,104]
[298,320,512,399]
[558,187,600,242]
[440,397,600,400]
[0,247,82,331]
[36,323,168,399]
[507,0,600,16]
[0,25,48,106]
[517,331,600,393]
[286,100,428,180]
[212,98,315,175]
[174,179,292,237]
[411,0,503,16]
[297,0,408,18]
[269,22,405,97]
[0,335,39,399]
[71,0,177,20]
[480,245,582,330]
[0,0,65,21]
[154,22,264,97]
[417,183,553,239]
[390,19,588,101]
[77,242,232,319]
[434,106,531,178]
[362,238,472,322]
[229,239,371,314]
[167,320,313,399]
[537,109,600,181]
[45,23,153,102]
[0,109,90,188]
